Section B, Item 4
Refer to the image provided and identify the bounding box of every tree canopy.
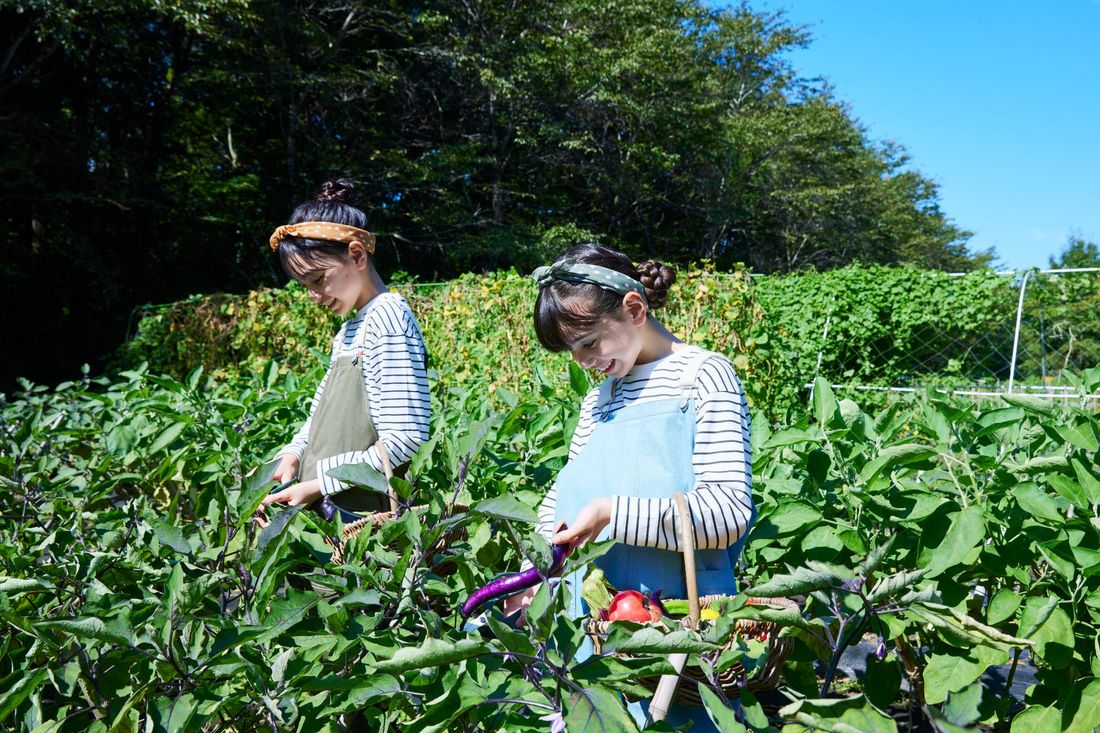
[1,0,987,388]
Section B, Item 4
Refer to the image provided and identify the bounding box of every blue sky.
[753,0,1100,271]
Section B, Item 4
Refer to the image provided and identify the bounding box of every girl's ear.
[622,291,648,326]
[347,240,370,270]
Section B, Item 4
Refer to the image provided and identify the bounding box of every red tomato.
[608,590,661,623]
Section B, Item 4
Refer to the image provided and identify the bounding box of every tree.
[1050,235,1100,269]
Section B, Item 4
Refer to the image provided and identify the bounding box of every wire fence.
[804,268,1100,402]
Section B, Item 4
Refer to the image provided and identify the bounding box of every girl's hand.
[553,498,613,550]
[272,454,300,484]
[502,585,540,628]
[261,478,323,509]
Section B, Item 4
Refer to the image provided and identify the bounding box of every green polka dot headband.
[532,260,649,307]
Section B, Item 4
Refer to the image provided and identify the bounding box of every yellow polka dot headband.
[269,222,376,253]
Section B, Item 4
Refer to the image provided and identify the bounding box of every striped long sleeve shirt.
[536,349,754,551]
[276,292,431,496]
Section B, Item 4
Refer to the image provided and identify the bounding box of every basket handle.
[375,439,399,515]
[649,492,698,723]
[674,492,701,629]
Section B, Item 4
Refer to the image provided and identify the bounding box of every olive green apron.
[299,350,389,515]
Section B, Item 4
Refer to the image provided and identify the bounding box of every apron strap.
[596,376,616,421]
[677,347,719,411]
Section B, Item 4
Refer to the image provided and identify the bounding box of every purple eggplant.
[461,543,569,617]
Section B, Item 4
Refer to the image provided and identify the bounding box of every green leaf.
[757,501,821,536]
[372,638,489,674]
[745,564,843,597]
[563,686,640,733]
[37,617,135,648]
[924,646,1007,705]
[0,577,53,594]
[471,495,539,524]
[150,421,187,453]
[1009,705,1060,732]
[253,504,305,561]
[779,694,898,733]
[243,460,280,496]
[859,443,937,485]
[859,535,896,577]
[325,461,391,495]
[1025,604,1074,669]
[569,361,591,397]
[924,506,984,577]
[762,426,822,449]
[1011,482,1065,523]
[813,377,840,429]
[599,627,718,655]
[1000,393,1058,416]
[699,683,747,732]
[298,674,402,697]
[1065,678,1100,733]
[1070,457,1100,504]
[0,667,47,723]
[1056,420,1099,452]
[866,568,928,604]
[986,588,1022,626]
[1047,473,1091,511]
[148,518,192,555]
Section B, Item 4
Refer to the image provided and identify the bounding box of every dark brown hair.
[533,243,677,352]
[276,178,369,278]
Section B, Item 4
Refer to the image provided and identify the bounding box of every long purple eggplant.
[460,543,569,617]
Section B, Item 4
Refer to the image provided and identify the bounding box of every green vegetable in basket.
[581,567,615,617]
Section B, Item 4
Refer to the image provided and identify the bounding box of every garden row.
[3,337,1100,729]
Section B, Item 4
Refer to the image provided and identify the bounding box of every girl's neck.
[635,319,683,365]
[354,268,389,310]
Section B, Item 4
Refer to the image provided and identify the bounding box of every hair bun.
[315,178,356,204]
[635,260,677,309]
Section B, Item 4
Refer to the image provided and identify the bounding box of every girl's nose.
[307,289,322,302]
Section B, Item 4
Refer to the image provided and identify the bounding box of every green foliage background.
[1,0,987,391]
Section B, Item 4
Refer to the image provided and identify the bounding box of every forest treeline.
[2,0,990,390]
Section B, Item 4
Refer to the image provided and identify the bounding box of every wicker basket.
[321,441,466,569]
[584,492,796,712]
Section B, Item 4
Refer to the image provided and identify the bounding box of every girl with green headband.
[511,243,756,729]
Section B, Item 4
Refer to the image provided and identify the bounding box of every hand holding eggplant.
[461,543,570,617]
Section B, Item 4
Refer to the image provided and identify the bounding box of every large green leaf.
[325,461,391,496]
[470,495,540,524]
[745,563,844,597]
[699,684,747,732]
[923,646,1007,705]
[372,638,489,674]
[36,617,136,648]
[599,626,717,655]
[859,443,937,485]
[778,695,898,733]
[0,667,47,723]
[923,505,985,577]
[563,686,640,733]
[1011,482,1065,523]
[1009,705,1060,732]
[1065,678,1100,733]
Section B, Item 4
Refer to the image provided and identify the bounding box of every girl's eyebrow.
[566,331,596,350]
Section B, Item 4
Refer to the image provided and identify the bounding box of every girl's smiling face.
[564,300,646,378]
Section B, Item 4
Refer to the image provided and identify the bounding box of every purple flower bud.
[840,577,864,593]
[875,640,887,661]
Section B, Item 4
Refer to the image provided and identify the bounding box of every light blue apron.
[554,347,756,728]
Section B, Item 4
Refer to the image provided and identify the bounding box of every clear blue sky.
[752,0,1100,271]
